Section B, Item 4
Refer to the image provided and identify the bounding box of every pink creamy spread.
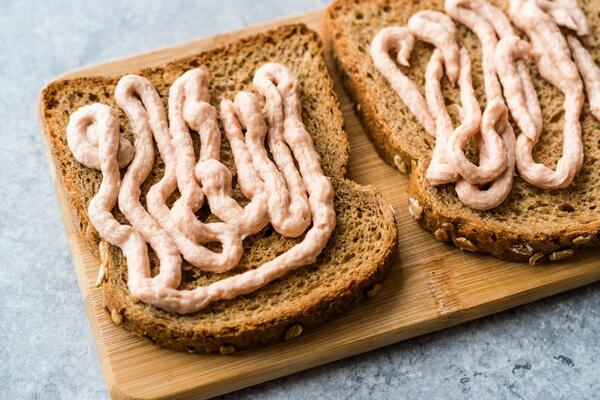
[66,63,335,314]
[370,27,436,136]
[445,0,518,208]
[508,0,585,189]
[568,35,600,120]
[423,49,462,185]
[372,8,513,210]
[371,0,600,208]
[534,0,589,36]
[415,12,462,185]
[408,11,460,84]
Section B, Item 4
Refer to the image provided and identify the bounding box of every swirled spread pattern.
[66,63,335,314]
[371,0,600,209]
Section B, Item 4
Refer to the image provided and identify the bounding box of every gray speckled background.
[1,0,600,399]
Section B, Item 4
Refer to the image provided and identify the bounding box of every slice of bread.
[39,24,397,353]
[326,0,600,263]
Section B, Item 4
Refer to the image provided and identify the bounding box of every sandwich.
[40,24,397,353]
[326,0,600,263]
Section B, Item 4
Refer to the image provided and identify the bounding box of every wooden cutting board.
[39,9,600,400]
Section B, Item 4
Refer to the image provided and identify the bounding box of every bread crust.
[40,24,398,353]
[103,186,396,353]
[325,0,600,263]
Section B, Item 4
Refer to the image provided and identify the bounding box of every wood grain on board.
[39,10,600,400]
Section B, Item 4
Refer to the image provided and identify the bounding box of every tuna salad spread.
[371,0,600,210]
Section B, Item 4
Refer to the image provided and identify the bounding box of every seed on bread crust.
[408,197,423,220]
[98,240,109,259]
[549,249,575,261]
[510,243,534,257]
[284,324,304,341]
[95,264,106,287]
[572,235,592,246]
[186,346,196,354]
[110,309,123,325]
[434,228,449,242]
[366,283,383,298]
[393,155,408,174]
[96,240,110,287]
[454,237,477,252]
[529,252,545,265]
[219,345,236,355]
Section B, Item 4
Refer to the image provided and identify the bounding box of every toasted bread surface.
[40,24,397,353]
[326,0,600,262]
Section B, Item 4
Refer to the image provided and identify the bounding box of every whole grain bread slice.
[325,0,600,263]
[39,24,397,353]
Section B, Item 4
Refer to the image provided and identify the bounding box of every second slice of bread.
[40,24,397,353]
[326,0,600,263]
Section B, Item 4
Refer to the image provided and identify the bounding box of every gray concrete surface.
[1,0,599,399]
